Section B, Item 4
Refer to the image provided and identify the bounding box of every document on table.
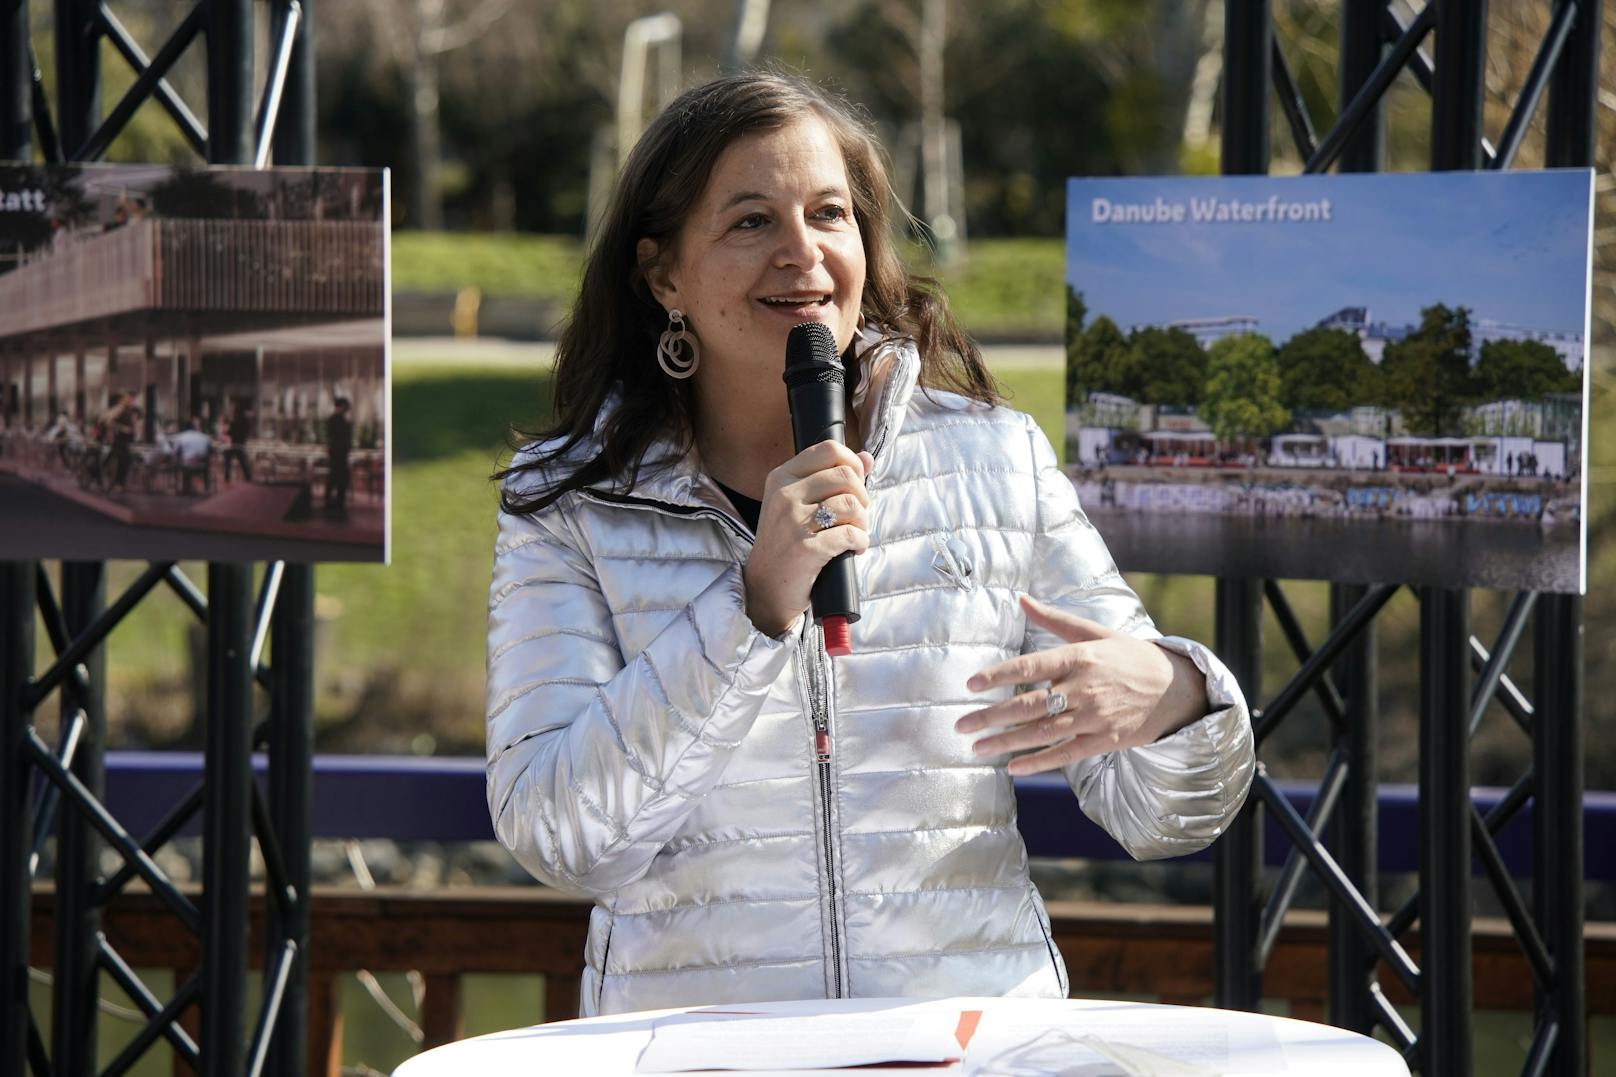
[963,1005,1287,1076]
[635,1007,969,1072]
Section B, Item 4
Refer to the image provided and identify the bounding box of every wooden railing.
[29,885,1616,1076]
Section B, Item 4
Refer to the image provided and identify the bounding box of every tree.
[1067,312,1129,407]
[1200,333,1289,439]
[1277,326,1377,412]
[1123,325,1206,405]
[1472,338,1579,400]
[826,0,1217,237]
[1063,285,1087,405]
[1065,284,1087,342]
[148,170,268,219]
[1379,304,1475,435]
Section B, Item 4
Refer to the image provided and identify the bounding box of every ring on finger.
[1043,690,1068,718]
[812,503,837,532]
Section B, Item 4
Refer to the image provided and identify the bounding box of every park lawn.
[391,232,584,300]
[932,239,1066,337]
[391,232,1066,337]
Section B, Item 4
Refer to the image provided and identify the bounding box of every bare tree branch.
[422,0,515,56]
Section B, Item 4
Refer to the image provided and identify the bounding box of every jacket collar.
[587,325,921,515]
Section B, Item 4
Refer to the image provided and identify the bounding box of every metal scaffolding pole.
[207,0,254,167]
[53,0,99,153]
[0,33,37,1077]
[1,564,35,1077]
[1214,579,1264,1011]
[268,566,314,1077]
[1221,0,1271,175]
[1325,0,1383,1037]
[1326,581,1377,1034]
[201,5,258,1073]
[262,1,320,1068]
[1418,584,1474,1075]
[1544,0,1598,164]
[0,0,28,158]
[202,564,254,1076]
[1537,6,1597,1073]
[1335,0,1385,174]
[1534,592,1585,1077]
[1212,0,1268,1015]
[51,564,106,1077]
[271,0,315,166]
[1419,3,1488,1071]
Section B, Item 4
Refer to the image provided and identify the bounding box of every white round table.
[393,996,1410,1076]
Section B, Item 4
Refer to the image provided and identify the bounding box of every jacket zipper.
[577,488,752,541]
[580,484,846,995]
[800,622,844,998]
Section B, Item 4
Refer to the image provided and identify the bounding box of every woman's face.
[643,117,867,390]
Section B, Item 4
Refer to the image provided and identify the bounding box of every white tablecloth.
[393,996,1410,1076]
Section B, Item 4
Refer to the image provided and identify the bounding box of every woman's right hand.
[742,440,875,637]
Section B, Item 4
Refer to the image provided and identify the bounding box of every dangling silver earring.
[657,308,699,379]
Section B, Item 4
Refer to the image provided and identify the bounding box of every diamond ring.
[812,504,837,532]
[1044,690,1068,718]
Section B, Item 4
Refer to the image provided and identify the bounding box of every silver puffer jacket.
[486,331,1254,1017]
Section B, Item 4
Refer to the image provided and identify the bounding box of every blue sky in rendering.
[1065,170,1591,342]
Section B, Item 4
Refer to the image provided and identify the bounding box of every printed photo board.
[1065,169,1592,593]
[0,163,390,562]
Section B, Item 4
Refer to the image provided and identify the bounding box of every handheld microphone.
[784,321,861,657]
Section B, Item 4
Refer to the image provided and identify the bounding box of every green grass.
[928,239,1066,337]
[391,232,584,301]
[390,232,1066,336]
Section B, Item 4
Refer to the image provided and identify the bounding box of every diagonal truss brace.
[1490,0,1579,170]
[67,0,306,166]
[254,1,303,167]
[1305,0,1437,173]
[95,2,208,156]
[76,2,206,162]
[1270,36,1318,163]
[1274,0,1584,175]
[1254,583,1398,744]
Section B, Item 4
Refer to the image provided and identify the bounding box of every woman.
[487,73,1254,1017]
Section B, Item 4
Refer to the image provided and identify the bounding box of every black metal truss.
[1214,3,1596,1074]
[5,561,313,1077]
[1281,0,1584,176]
[16,0,305,165]
[1222,574,1585,1073]
[1,2,319,1076]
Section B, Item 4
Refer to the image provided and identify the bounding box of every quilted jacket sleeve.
[485,493,794,896]
[1019,416,1256,860]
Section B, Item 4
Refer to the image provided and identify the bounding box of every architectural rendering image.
[0,163,389,562]
[1065,169,1591,592]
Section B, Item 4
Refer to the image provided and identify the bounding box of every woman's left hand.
[955,594,1210,776]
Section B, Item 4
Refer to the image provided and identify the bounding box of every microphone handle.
[787,386,861,630]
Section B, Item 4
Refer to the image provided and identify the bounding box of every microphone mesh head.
[785,321,841,378]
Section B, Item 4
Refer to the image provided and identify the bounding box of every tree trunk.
[407,0,443,230]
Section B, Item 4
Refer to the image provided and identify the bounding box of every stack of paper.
[636,1006,978,1072]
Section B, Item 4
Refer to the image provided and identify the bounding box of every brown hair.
[498,71,998,514]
